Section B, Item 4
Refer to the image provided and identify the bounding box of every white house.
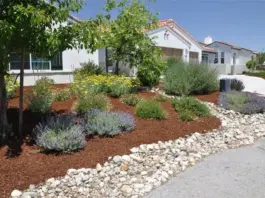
[9,15,99,86]
[203,37,256,75]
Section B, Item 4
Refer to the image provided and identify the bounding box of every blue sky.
[75,0,265,52]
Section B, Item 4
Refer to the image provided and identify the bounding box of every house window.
[221,52,225,64]
[214,52,218,64]
[51,52,63,70]
[32,56,50,70]
[10,53,30,70]
[233,53,237,65]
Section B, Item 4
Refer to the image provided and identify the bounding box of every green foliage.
[179,111,194,121]
[226,92,248,112]
[230,79,245,91]
[73,60,103,76]
[172,97,211,121]
[5,75,18,99]
[34,114,86,153]
[53,88,71,101]
[245,71,265,79]
[137,54,166,87]
[164,60,219,96]
[109,84,131,98]
[136,99,167,120]
[153,94,168,102]
[73,93,111,114]
[257,53,265,65]
[121,94,141,106]
[246,60,257,70]
[26,77,54,113]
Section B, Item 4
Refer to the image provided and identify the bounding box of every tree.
[101,0,165,82]
[0,0,106,145]
[257,52,265,65]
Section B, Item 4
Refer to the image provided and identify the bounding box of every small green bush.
[164,60,219,96]
[179,110,194,121]
[34,114,86,153]
[73,93,111,114]
[230,79,245,91]
[26,77,54,113]
[109,84,131,98]
[121,94,141,106]
[172,97,211,119]
[73,60,103,76]
[53,88,70,101]
[136,100,167,120]
[153,94,168,102]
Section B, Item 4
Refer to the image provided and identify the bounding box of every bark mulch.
[0,86,221,198]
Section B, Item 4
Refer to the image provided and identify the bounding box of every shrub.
[121,94,141,106]
[137,57,166,88]
[109,84,130,98]
[85,109,135,136]
[73,60,103,76]
[72,74,140,97]
[73,93,111,114]
[33,114,86,153]
[153,94,168,102]
[230,79,245,91]
[219,91,265,114]
[179,110,194,121]
[136,100,167,120]
[5,75,19,99]
[172,97,211,119]
[164,60,219,96]
[26,77,54,113]
[245,71,265,79]
[53,88,70,101]
[246,59,257,70]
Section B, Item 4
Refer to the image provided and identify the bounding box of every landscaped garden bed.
[0,84,221,197]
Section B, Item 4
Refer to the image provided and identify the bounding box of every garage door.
[162,47,183,59]
[189,51,199,63]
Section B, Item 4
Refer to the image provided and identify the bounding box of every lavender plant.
[85,110,135,136]
[218,91,265,115]
[33,114,86,153]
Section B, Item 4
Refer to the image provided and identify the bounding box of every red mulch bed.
[0,85,220,198]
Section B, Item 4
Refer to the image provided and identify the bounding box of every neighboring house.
[98,19,205,75]
[204,38,255,75]
[11,16,257,85]
[9,15,99,86]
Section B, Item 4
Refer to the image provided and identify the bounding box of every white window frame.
[214,52,218,64]
[221,52,225,64]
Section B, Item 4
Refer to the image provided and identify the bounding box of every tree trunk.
[19,48,25,138]
[115,61,119,75]
[0,73,8,143]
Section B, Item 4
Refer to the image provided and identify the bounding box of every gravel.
[11,102,265,198]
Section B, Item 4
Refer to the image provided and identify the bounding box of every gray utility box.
[220,78,231,92]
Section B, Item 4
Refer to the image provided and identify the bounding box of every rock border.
[12,101,265,198]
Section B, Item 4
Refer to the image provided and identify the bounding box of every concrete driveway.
[144,138,265,198]
[219,75,265,96]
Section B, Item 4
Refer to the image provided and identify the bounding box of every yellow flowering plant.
[72,74,140,98]
[5,75,19,99]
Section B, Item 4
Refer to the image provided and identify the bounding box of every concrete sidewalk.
[144,139,265,198]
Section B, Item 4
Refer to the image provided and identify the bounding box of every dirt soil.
[0,86,220,198]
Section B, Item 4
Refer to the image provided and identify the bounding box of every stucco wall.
[149,27,189,52]
[207,42,233,64]
[62,49,99,71]
[11,71,74,86]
